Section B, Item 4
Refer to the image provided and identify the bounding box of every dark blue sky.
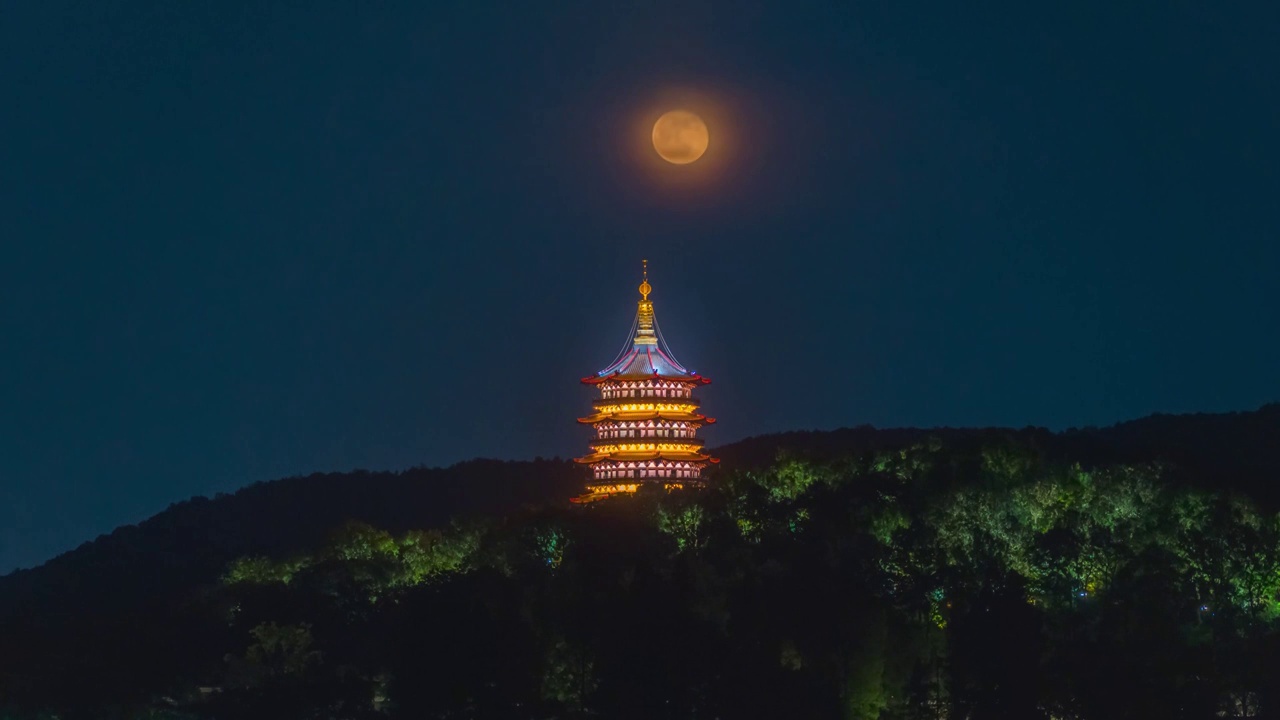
[2,1,1277,572]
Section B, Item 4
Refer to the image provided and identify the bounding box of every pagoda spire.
[634,259,656,346]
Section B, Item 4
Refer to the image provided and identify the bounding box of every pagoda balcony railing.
[597,390,695,400]
[595,432,702,441]
[589,438,705,451]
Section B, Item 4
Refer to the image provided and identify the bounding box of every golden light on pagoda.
[571,260,717,503]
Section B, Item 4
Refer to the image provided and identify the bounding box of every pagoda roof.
[581,263,710,385]
[577,410,716,425]
[589,416,709,428]
[573,450,719,465]
[582,346,710,385]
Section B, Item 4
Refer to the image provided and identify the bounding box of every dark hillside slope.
[1053,403,1280,503]
[716,403,1280,505]
[4,404,1278,616]
[713,425,1027,468]
[5,405,1279,616]
[0,458,583,709]
[0,405,1276,711]
[0,458,581,609]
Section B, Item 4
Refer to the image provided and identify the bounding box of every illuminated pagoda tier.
[573,261,717,502]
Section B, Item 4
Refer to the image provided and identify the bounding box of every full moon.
[652,110,709,165]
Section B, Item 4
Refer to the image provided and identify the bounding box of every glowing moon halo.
[652,110,709,164]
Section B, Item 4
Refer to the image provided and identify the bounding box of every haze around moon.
[652,110,709,164]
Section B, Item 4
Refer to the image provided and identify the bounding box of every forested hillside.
[1,405,1278,719]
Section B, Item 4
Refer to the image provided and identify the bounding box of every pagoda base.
[569,479,703,504]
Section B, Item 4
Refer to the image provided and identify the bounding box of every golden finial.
[638,259,651,300]
[634,259,656,345]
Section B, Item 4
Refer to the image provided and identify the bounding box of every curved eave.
[574,451,719,465]
[577,411,717,425]
[581,372,711,386]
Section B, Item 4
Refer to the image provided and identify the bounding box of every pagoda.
[573,261,717,502]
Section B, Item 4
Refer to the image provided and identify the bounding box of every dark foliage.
[1,405,1278,719]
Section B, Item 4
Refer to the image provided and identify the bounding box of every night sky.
[3,2,1278,572]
